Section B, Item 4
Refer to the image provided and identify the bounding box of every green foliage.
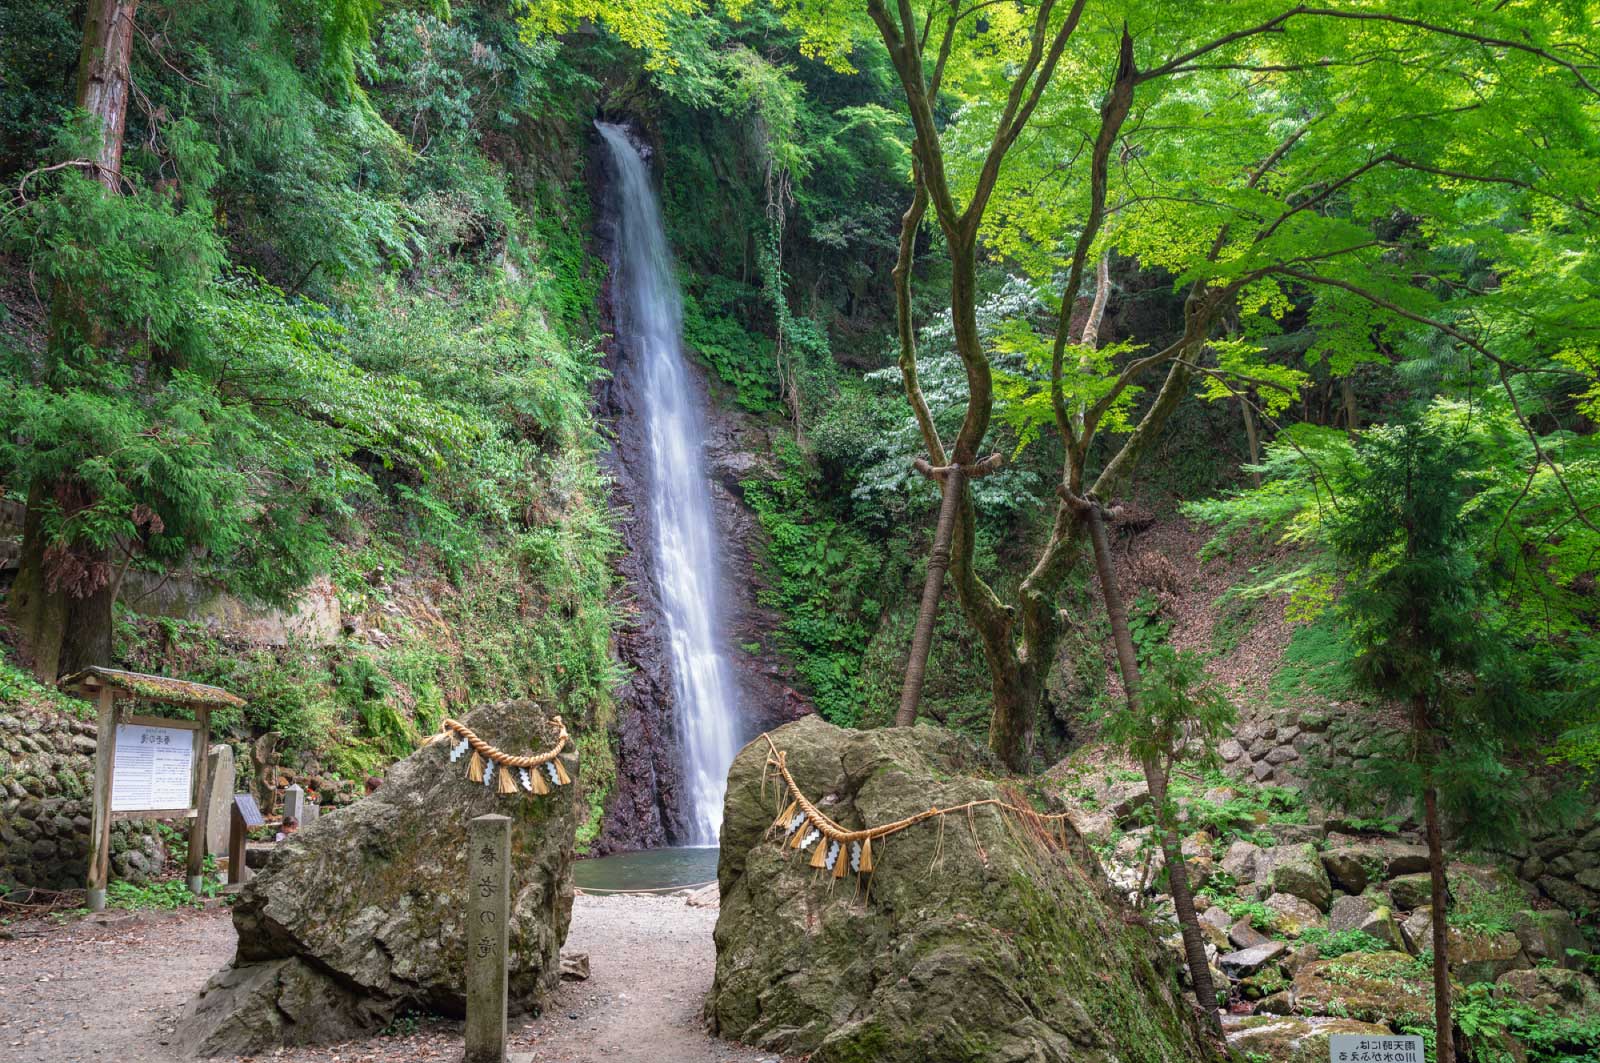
[681,284,778,411]
[1206,895,1276,933]
[1314,419,1554,847]
[1297,928,1389,958]
[0,657,88,717]
[1453,981,1600,1063]
[1175,772,1305,847]
[1126,592,1173,667]
[0,0,624,830]
[1101,647,1237,786]
[742,440,886,725]
[1447,874,1525,936]
[106,876,220,911]
[1267,611,1358,707]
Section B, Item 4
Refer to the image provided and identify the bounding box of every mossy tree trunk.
[10,0,138,680]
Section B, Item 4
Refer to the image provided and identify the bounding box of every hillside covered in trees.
[1,1,1599,1061]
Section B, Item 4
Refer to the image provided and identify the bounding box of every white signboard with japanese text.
[111,723,195,812]
[1329,1034,1424,1063]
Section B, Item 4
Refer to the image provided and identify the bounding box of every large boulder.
[177,700,578,1056]
[708,717,1225,1063]
[1223,1015,1394,1063]
[1264,892,1324,937]
[1328,894,1376,934]
[1320,844,1382,895]
[1290,951,1436,1028]
[1258,843,1333,911]
[1447,927,1527,984]
[1387,872,1434,911]
[1495,967,1600,1019]
[1509,909,1586,969]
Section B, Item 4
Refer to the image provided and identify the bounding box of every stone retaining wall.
[0,709,167,891]
[1223,700,1600,921]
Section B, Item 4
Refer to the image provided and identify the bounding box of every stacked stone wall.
[0,709,166,890]
[1222,699,1600,919]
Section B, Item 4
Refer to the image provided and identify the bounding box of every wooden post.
[227,793,263,888]
[85,684,117,911]
[228,802,248,886]
[465,814,511,1063]
[186,705,211,895]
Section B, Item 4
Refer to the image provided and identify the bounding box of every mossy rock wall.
[707,716,1225,1063]
[0,708,166,889]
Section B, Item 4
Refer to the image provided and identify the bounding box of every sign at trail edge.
[233,793,265,828]
[111,723,196,812]
[1328,1034,1424,1063]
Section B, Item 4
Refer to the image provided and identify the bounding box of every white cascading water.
[598,121,740,845]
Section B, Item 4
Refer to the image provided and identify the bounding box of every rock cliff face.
[176,699,577,1056]
[702,393,812,732]
[708,716,1225,1063]
[588,123,808,852]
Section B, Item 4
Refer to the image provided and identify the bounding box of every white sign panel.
[1329,1034,1425,1063]
[111,724,195,812]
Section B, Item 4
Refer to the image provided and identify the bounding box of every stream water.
[598,122,740,846]
[573,845,721,891]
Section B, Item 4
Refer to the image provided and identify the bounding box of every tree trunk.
[61,573,116,675]
[897,466,965,726]
[1083,501,1220,1030]
[1341,373,1360,436]
[10,0,139,679]
[76,0,139,192]
[1425,781,1454,1063]
[10,482,69,681]
[1240,394,1262,488]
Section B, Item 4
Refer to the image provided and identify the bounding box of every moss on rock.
[707,716,1226,1063]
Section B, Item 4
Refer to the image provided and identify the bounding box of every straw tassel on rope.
[758,732,1073,890]
[426,717,572,798]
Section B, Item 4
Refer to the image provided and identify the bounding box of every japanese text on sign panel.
[1329,1034,1425,1063]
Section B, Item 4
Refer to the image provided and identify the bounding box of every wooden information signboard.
[111,721,198,813]
[59,667,244,912]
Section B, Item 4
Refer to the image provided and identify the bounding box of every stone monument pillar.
[465,813,511,1063]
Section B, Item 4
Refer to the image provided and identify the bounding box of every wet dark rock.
[589,141,808,851]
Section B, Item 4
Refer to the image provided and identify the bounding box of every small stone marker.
[466,814,511,1063]
[1329,1033,1423,1063]
[203,744,236,856]
[282,783,305,825]
[302,801,320,827]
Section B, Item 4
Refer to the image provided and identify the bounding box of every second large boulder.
[708,716,1225,1063]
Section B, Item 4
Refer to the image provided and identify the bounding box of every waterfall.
[598,122,740,846]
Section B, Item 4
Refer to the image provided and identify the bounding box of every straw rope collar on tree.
[760,733,1077,884]
[424,716,572,796]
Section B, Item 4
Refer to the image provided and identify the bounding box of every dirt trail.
[0,894,784,1063]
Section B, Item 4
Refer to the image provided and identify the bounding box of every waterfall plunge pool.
[574,846,720,892]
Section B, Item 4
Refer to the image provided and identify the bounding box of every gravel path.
[0,894,786,1063]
